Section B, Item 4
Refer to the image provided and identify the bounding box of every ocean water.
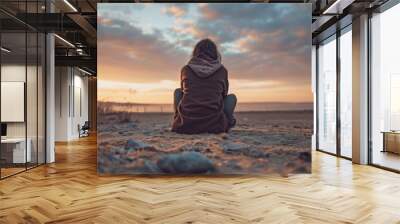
[99,102,313,113]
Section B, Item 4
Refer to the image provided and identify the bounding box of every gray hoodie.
[187,54,222,78]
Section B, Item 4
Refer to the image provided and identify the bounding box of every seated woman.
[172,38,237,134]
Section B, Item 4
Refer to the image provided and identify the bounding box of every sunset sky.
[98,3,311,104]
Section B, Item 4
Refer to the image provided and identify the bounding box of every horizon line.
[98,100,314,105]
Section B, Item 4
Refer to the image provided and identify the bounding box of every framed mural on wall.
[97,3,312,175]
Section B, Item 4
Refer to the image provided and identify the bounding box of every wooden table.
[382,131,400,154]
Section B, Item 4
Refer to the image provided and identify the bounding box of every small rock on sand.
[219,133,229,140]
[222,142,269,158]
[125,139,154,151]
[222,142,250,154]
[135,159,160,173]
[157,151,215,174]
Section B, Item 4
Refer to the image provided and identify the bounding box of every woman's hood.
[187,55,222,78]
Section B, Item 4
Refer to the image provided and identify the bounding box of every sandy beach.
[98,103,312,175]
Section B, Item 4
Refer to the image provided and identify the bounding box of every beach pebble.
[135,159,160,173]
[279,135,301,146]
[219,133,229,140]
[222,142,250,155]
[128,123,137,129]
[105,152,119,163]
[246,148,269,158]
[226,160,242,170]
[142,130,153,135]
[222,142,269,158]
[125,139,154,151]
[157,151,215,174]
[178,142,207,153]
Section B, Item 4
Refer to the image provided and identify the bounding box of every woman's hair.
[192,38,220,61]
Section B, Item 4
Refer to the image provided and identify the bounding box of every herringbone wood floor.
[1,135,400,224]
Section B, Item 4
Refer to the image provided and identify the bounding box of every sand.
[97,110,313,175]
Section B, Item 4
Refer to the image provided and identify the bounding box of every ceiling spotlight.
[76,48,84,55]
[54,34,75,48]
[63,0,78,12]
[1,47,11,53]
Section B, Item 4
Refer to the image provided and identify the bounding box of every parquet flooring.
[1,135,400,223]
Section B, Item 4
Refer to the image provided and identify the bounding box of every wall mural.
[97,3,312,175]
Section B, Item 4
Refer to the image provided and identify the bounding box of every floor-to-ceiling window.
[316,21,353,159]
[370,2,400,171]
[317,35,337,154]
[0,1,46,179]
[339,26,352,158]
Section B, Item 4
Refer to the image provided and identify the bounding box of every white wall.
[1,65,26,139]
[70,73,89,138]
[1,63,46,164]
[55,67,70,141]
[55,67,89,141]
[1,82,25,122]
[1,65,40,139]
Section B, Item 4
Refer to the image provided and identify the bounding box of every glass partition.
[0,2,46,179]
[1,30,28,177]
[317,35,337,154]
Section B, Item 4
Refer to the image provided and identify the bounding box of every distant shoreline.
[98,101,314,105]
[98,101,314,113]
[99,110,313,114]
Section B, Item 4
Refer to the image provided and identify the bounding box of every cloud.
[98,17,190,83]
[97,3,312,103]
[163,5,187,17]
[99,80,178,91]
[159,4,311,85]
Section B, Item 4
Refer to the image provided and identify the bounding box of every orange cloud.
[172,21,203,38]
[98,17,113,26]
[163,5,186,17]
[199,4,219,20]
